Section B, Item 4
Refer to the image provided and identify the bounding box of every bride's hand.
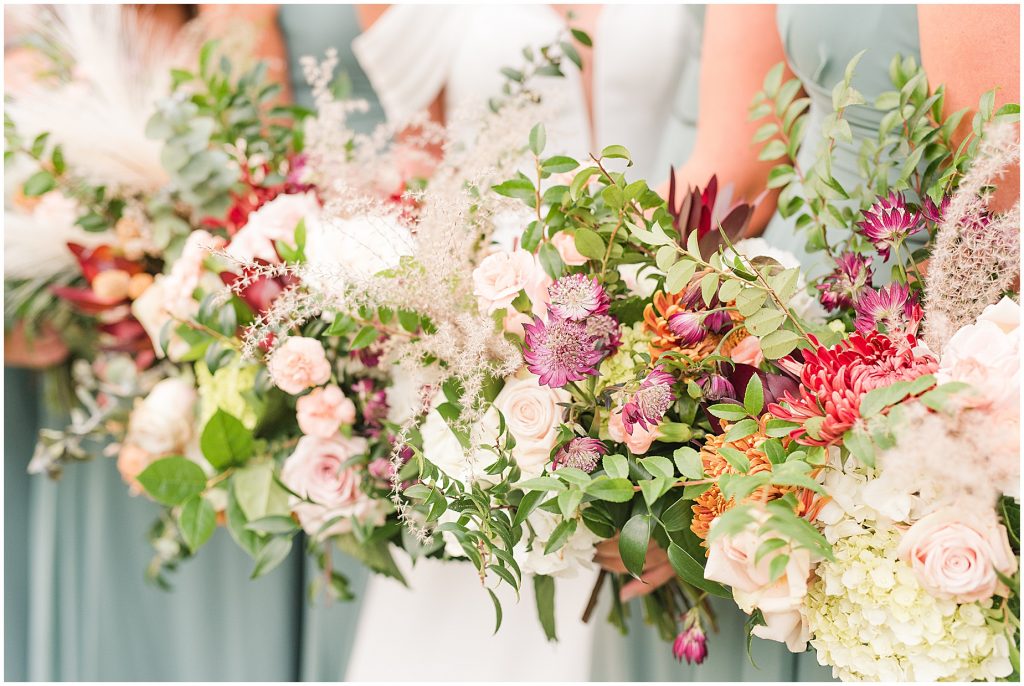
[593,536,676,602]
[5,322,69,369]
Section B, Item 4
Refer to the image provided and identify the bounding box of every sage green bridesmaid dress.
[592,5,920,681]
[5,7,384,681]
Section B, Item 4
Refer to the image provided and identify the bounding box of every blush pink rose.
[938,297,1019,408]
[117,443,153,495]
[704,513,812,652]
[473,249,550,316]
[296,385,357,438]
[551,231,588,266]
[730,336,765,368]
[279,434,381,538]
[898,509,1017,603]
[226,192,320,264]
[268,337,332,395]
[503,310,534,338]
[607,409,659,455]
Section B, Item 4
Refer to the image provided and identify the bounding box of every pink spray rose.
[704,513,813,652]
[551,231,589,266]
[279,434,381,538]
[898,509,1017,603]
[296,385,357,438]
[607,409,659,455]
[472,249,550,316]
[268,337,332,395]
[730,335,765,368]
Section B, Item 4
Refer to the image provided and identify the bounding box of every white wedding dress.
[346,6,697,680]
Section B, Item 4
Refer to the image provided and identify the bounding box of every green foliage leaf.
[350,325,381,350]
[22,170,56,197]
[534,574,557,641]
[667,543,731,598]
[619,514,651,578]
[251,536,293,579]
[179,495,216,552]
[585,477,635,503]
[529,123,546,156]
[137,456,207,506]
[573,227,606,260]
[666,259,697,294]
[724,419,759,444]
[743,375,764,416]
[602,453,629,480]
[200,409,254,469]
[673,446,703,480]
[543,518,578,555]
[759,330,801,359]
[638,456,674,480]
[600,144,632,164]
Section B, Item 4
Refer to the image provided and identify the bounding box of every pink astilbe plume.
[923,121,1021,351]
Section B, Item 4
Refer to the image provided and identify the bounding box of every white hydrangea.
[514,509,600,579]
[805,524,1013,682]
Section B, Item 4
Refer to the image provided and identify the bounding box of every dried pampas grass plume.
[923,121,1021,351]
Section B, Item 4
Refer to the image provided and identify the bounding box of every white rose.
[302,214,414,300]
[938,297,1020,407]
[226,192,320,264]
[126,377,197,455]
[492,369,570,480]
[385,365,442,426]
[514,509,600,578]
[420,407,500,486]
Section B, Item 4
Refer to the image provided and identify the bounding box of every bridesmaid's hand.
[5,322,69,369]
[594,536,676,602]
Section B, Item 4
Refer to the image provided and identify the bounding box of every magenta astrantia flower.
[673,624,708,665]
[547,273,610,321]
[523,313,604,388]
[668,312,706,346]
[700,373,736,402]
[553,437,607,473]
[856,191,923,259]
[921,195,950,225]
[855,282,923,336]
[817,252,874,312]
[352,378,389,436]
[586,313,622,357]
[622,366,677,435]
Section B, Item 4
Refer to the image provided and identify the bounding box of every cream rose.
[551,231,588,266]
[268,337,332,395]
[704,513,813,652]
[279,434,380,538]
[493,370,570,479]
[472,249,550,316]
[607,409,659,455]
[296,385,356,438]
[938,297,1020,407]
[898,509,1017,603]
[125,377,198,456]
[226,192,320,264]
[302,214,414,300]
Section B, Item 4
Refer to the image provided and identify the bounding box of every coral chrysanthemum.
[643,281,741,363]
[523,312,604,388]
[768,331,938,446]
[856,191,923,259]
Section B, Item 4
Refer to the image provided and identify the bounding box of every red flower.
[768,331,938,446]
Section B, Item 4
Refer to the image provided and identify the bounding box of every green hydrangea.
[806,525,1013,682]
[196,361,261,429]
[598,321,651,388]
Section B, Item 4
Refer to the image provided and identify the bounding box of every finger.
[592,552,629,574]
[620,562,677,603]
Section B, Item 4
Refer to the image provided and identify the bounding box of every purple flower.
[856,191,923,259]
[553,437,607,473]
[523,312,604,388]
[817,252,874,312]
[585,313,622,357]
[352,378,389,436]
[547,274,610,321]
[668,312,706,346]
[855,283,923,336]
[672,625,708,665]
[700,374,736,402]
[622,366,676,435]
[702,309,733,333]
[921,195,950,226]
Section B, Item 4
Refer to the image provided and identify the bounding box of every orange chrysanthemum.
[690,416,824,549]
[642,272,745,365]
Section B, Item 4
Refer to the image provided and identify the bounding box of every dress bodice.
[278,4,384,132]
[353,5,697,180]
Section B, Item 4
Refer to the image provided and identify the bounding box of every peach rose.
[704,513,812,652]
[607,409,659,455]
[268,337,332,395]
[493,370,570,479]
[226,192,319,264]
[472,249,550,316]
[551,231,588,266]
[279,434,381,538]
[730,336,764,367]
[296,385,356,438]
[117,443,152,495]
[898,509,1017,603]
